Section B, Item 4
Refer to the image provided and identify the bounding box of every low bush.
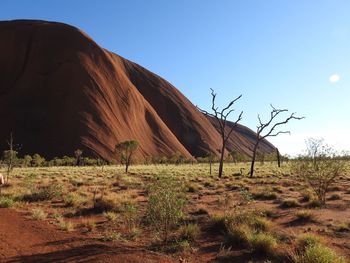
[0,197,14,208]
[329,193,342,200]
[64,192,85,207]
[178,223,200,241]
[292,243,346,263]
[103,211,118,222]
[24,184,63,202]
[281,198,300,208]
[93,198,119,213]
[296,233,323,250]
[250,232,277,256]
[31,208,47,220]
[252,191,278,200]
[58,219,74,231]
[80,219,96,232]
[295,210,316,222]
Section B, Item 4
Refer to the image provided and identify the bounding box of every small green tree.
[3,150,17,183]
[115,140,139,173]
[3,133,17,183]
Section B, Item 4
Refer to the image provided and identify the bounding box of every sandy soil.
[0,208,174,263]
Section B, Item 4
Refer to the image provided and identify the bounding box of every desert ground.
[0,162,349,262]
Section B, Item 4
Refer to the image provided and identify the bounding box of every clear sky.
[2,0,350,155]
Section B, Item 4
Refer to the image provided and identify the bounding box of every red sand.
[0,208,175,263]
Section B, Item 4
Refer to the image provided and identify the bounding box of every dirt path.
[0,208,174,263]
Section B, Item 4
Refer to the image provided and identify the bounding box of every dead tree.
[198,89,243,178]
[249,105,304,178]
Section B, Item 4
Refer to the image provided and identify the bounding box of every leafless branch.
[197,89,243,178]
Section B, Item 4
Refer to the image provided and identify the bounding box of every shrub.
[250,232,277,256]
[103,211,118,222]
[295,210,316,222]
[329,193,342,200]
[292,243,346,263]
[252,217,272,232]
[308,199,322,208]
[146,175,186,242]
[252,191,278,200]
[335,223,349,232]
[296,233,323,250]
[24,184,62,202]
[300,190,315,202]
[93,198,119,213]
[32,208,47,220]
[226,223,252,247]
[178,223,200,241]
[173,240,191,252]
[101,231,122,242]
[281,198,300,208]
[0,197,14,208]
[292,139,345,205]
[64,192,85,207]
[186,184,198,193]
[80,219,95,232]
[120,202,139,232]
[58,219,74,231]
[216,211,273,248]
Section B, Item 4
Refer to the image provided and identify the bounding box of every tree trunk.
[276,148,281,168]
[209,159,212,175]
[250,142,259,178]
[218,144,225,178]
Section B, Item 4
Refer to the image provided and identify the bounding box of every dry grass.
[0,161,349,261]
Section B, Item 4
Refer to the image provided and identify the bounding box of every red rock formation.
[0,20,275,161]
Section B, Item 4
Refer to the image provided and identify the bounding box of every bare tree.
[250,105,304,178]
[198,89,243,178]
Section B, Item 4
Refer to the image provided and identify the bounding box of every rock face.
[0,20,275,161]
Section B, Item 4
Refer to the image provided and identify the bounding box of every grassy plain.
[1,162,350,262]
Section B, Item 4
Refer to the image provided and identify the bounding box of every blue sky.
[2,0,350,155]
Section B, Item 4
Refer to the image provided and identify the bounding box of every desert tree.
[292,138,344,205]
[115,140,139,173]
[197,89,243,178]
[249,105,304,178]
[2,133,18,183]
[23,155,32,167]
[31,154,45,167]
[74,149,83,166]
